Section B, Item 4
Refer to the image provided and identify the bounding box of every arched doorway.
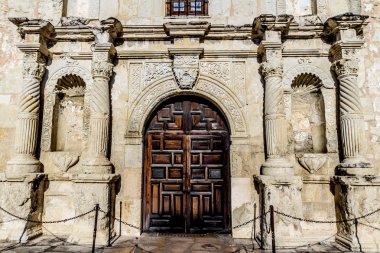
[143,96,231,233]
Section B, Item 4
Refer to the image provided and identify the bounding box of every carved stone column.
[6,19,55,175]
[0,18,54,242]
[82,18,121,174]
[259,31,293,176]
[253,16,303,250]
[328,16,373,176]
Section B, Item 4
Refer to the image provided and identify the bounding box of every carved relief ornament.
[92,61,113,79]
[332,58,359,77]
[173,55,199,89]
[169,48,203,90]
[260,61,283,78]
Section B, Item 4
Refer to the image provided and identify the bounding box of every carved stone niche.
[290,73,329,174]
[169,48,203,90]
[51,75,88,152]
[42,61,92,155]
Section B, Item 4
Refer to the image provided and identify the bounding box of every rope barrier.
[273,207,380,224]
[98,208,140,230]
[0,206,95,224]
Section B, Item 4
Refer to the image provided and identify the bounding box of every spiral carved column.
[83,60,113,174]
[7,53,46,175]
[333,58,373,175]
[261,61,293,175]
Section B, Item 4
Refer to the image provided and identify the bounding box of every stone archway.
[125,77,247,138]
[142,95,231,233]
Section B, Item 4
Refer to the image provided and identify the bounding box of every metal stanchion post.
[119,201,122,236]
[92,204,99,253]
[108,208,111,247]
[270,205,276,253]
[253,203,256,238]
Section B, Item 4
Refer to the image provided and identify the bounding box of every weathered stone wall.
[0,0,379,250]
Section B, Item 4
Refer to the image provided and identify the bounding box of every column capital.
[260,61,283,78]
[332,58,359,77]
[91,61,113,79]
[9,18,55,58]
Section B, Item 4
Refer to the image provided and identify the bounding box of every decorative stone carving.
[283,64,335,90]
[297,153,328,174]
[126,78,247,137]
[200,61,247,105]
[53,152,80,172]
[200,62,230,84]
[197,80,246,133]
[92,61,113,79]
[61,17,90,26]
[231,62,247,105]
[129,63,143,102]
[173,55,199,89]
[144,63,172,85]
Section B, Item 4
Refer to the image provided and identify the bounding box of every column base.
[254,175,303,249]
[261,157,294,176]
[0,173,45,242]
[6,156,41,176]
[68,173,120,246]
[337,159,374,176]
[334,176,380,252]
[82,156,112,174]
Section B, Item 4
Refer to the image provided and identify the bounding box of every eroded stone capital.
[332,58,359,77]
[92,61,113,79]
[260,61,283,78]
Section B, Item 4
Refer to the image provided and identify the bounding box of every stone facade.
[0,0,379,251]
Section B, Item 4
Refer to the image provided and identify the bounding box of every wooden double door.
[143,97,231,233]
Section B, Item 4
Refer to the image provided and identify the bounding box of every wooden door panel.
[146,133,186,232]
[144,97,230,233]
[188,135,228,232]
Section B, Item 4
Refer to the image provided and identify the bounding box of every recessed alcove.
[51,74,87,152]
[291,73,327,154]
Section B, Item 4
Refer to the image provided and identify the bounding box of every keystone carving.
[169,48,203,90]
[173,56,199,89]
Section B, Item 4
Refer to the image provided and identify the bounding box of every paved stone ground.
[0,234,352,253]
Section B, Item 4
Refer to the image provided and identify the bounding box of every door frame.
[141,95,232,234]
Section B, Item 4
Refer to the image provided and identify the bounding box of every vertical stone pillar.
[82,18,121,174]
[0,18,54,242]
[82,46,115,174]
[70,18,122,246]
[260,31,293,176]
[253,16,303,250]
[6,19,55,175]
[329,25,373,176]
[324,14,380,252]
